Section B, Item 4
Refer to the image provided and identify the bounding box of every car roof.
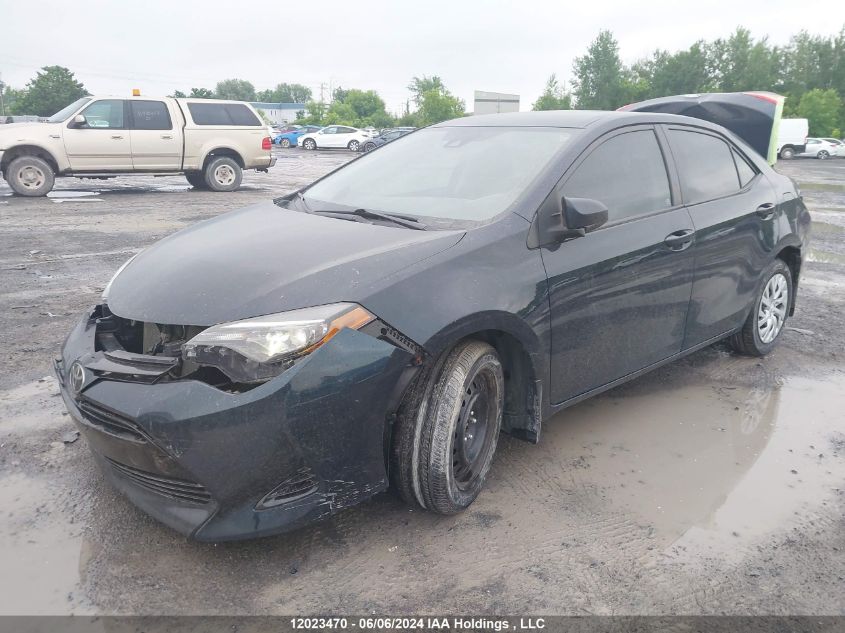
[434,109,731,131]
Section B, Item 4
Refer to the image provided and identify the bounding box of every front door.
[318,126,338,147]
[62,99,132,171]
[129,100,181,170]
[542,126,696,404]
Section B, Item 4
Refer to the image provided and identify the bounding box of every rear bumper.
[56,308,415,541]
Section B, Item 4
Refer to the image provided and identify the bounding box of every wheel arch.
[0,144,61,175]
[420,313,546,444]
[775,244,802,315]
[201,147,245,170]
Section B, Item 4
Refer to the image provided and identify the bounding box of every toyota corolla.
[55,95,810,541]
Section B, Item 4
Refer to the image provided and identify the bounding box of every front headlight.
[182,303,374,383]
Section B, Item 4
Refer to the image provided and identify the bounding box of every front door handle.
[756,203,776,219]
[111,134,124,140]
[161,134,173,139]
[664,229,695,251]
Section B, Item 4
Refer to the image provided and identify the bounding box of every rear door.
[543,125,696,404]
[662,125,780,348]
[334,126,357,148]
[62,99,132,170]
[128,99,182,170]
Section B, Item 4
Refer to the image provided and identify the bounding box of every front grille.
[77,398,147,442]
[106,457,211,505]
[257,470,319,509]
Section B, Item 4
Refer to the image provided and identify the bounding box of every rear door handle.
[161,134,173,139]
[756,203,776,219]
[111,134,124,140]
[664,229,695,251]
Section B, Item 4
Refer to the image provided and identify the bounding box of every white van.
[776,118,808,159]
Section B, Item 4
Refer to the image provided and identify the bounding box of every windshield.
[303,126,575,223]
[47,97,92,123]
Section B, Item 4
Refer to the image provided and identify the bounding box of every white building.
[250,102,307,124]
[473,91,520,115]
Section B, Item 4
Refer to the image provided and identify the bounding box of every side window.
[187,103,230,125]
[563,129,671,223]
[130,100,172,130]
[733,149,756,188]
[322,127,337,134]
[225,104,261,126]
[668,129,741,204]
[80,100,125,129]
[337,126,354,134]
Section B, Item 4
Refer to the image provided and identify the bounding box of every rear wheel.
[391,340,504,514]
[6,156,55,196]
[280,138,291,148]
[302,138,316,150]
[730,259,792,356]
[817,150,830,160]
[780,146,795,159]
[203,156,242,192]
[185,173,207,189]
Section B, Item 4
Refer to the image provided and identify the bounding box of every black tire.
[302,138,317,150]
[347,140,360,152]
[185,173,208,189]
[780,146,795,159]
[730,259,793,356]
[817,150,830,160]
[203,156,242,192]
[363,142,376,152]
[6,156,55,196]
[280,138,291,148]
[391,340,504,514]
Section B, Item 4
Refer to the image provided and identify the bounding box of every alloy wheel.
[757,273,788,343]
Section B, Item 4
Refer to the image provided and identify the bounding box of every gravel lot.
[0,150,843,615]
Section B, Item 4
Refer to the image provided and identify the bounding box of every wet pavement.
[0,152,843,615]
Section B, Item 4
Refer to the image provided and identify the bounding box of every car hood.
[0,121,59,145]
[106,200,465,326]
[619,92,784,164]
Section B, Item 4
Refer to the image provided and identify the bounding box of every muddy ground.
[0,150,843,615]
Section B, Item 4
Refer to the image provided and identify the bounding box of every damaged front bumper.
[55,307,417,541]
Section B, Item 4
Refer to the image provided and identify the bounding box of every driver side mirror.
[527,195,609,248]
[70,114,87,128]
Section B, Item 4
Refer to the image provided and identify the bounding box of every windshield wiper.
[312,208,428,231]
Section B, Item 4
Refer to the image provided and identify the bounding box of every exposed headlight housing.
[182,303,374,383]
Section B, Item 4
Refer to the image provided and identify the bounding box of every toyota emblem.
[69,362,86,395]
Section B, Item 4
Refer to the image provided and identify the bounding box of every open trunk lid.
[619,92,784,164]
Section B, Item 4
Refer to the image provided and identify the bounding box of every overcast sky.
[2,0,844,114]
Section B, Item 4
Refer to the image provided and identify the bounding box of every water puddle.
[808,249,845,265]
[541,373,844,560]
[46,191,100,198]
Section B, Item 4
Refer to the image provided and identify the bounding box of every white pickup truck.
[0,95,275,196]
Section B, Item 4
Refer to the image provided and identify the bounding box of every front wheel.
[6,156,55,196]
[204,156,242,192]
[347,140,360,152]
[730,259,792,356]
[391,340,504,514]
[302,138,316,150]
[363,142,376,152]
[817,150,830,160]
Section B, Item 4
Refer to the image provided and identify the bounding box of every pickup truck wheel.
[204,156,242,192]
[185,173,208,189]
[6,156,55,197]
[391,340,504,514]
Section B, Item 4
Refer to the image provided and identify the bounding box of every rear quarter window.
[187,103,261,126]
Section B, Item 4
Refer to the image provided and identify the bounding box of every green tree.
[13,66,87,117]
[214,79,256,101]
[408,75,444,106]
[170,90,187,98]
[417,87,464,124]
[532,74,572,110]
[258,83,312,103]
[189,87,215,99]
[633,42,714,99]
[572,31,629,110]
[798,89,842,136]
